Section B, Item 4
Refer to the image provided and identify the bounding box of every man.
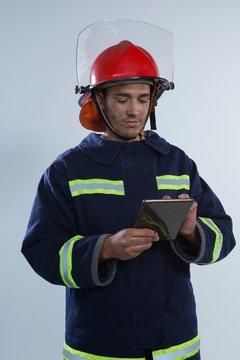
[22,29,235,360]
[96,81,200,261]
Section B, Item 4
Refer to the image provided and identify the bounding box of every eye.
[116,97,128,103]
[139,97,150,104]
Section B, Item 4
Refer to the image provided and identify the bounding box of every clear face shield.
[75,19,174,94]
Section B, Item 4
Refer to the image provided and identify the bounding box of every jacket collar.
[79,131,171,165]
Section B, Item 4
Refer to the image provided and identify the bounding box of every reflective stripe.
[63,334,200,360]
[69,179,125,197]
[59,235,83,288]
[199,217,223,263]
[153,334,200,359]
[156,175,190,191]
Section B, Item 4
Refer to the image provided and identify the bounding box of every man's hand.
[163,193,201,252]
[178,193,198,240]
[100,228,159,261]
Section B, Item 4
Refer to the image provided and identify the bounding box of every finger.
[190,200,197,208]
[130,242,153,254]
[129,228,159,239]
[178,194,197,211]
[189,201,198,212]
[163,195,172,200]
[178,193,190,199]
[137,231,159,242]
[123,235,158,247]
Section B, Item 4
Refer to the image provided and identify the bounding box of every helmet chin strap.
[92,90,147,141]
[150,109,157,130]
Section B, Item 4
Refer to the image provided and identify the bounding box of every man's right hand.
[100,228,159,261]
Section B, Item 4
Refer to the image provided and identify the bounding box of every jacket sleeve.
[171,159,236,265]
[21,158,117,288]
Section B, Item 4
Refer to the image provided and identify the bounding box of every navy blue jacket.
[22,131,235,359]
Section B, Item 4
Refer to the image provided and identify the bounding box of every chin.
[122,132,141,141]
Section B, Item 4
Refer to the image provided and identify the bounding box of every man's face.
[98,83,151,141]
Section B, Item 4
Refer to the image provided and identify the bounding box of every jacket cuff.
[170,222,206,263]
[91,234,117,286]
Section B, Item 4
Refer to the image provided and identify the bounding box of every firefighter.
[22,20,235,360]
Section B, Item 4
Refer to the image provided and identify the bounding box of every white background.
[1,0,239,359]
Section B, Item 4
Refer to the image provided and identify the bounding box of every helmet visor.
[76,19,174,91]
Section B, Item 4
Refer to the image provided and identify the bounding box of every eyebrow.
[114,93,150,98]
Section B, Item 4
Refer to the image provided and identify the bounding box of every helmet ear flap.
[79,96,106,132]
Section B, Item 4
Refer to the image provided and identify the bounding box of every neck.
[101,132,142,142]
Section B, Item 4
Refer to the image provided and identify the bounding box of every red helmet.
[89,40,160,86]
[80,41,162,132]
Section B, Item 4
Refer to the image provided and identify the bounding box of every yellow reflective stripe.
[64,343,141,360]
[63,334,200,360]
[199,217,223,263]
[69,179,125,197]
[156,175,190,191]
[59,235,83,288]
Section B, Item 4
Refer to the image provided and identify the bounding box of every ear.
[96,89,105,110]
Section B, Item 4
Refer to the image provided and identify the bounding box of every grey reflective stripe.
[156,175,190,191]
[63,348,84,360]
[70,182,124,192]
[63,334,200,360]
[153,337,200,360]
[157,179,188,186]
[69,179,125,197]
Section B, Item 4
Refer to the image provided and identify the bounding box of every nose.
[126,99,139,117]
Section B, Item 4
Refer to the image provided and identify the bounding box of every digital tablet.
[135,198,194,240]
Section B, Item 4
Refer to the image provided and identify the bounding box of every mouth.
[124,120,140,128]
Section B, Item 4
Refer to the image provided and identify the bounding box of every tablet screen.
[135,199,193,240]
